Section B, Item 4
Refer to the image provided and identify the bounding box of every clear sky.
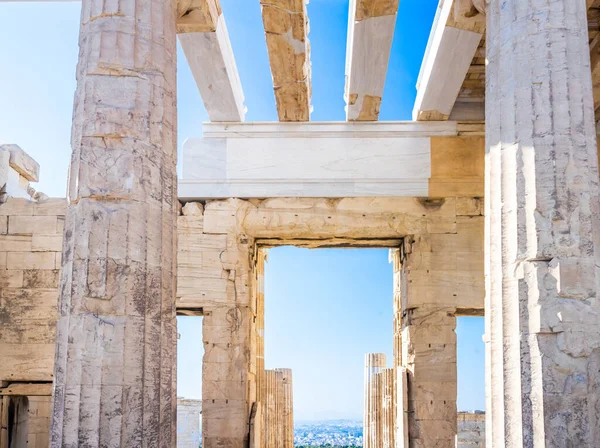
[0,0,485,421]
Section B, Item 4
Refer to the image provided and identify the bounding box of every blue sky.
[0,0,484,420]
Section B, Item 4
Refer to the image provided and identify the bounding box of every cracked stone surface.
[49,0,179,446]
[486,0,600,446]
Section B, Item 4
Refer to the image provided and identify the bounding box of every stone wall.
[177,398,202,448]
[27,396,52,448]
[0,194,484,446]
[177,196,484,446]
[0,198,66,383]
[457,412,485,447]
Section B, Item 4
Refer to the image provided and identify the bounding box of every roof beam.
[177,0,246,122]
[344,0,399,121]
[260,0,311,122]
[413,0,484,121]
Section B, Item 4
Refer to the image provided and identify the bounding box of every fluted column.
[381,368,395,448]
[50,0,178,446]
[364,353,386,448]
[276,368,294,448]
[486,0,600,446]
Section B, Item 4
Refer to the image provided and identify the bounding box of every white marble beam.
[177,0,246,122]
[413,0,483,121]
[180,134,432,199]
[345,0,399,121]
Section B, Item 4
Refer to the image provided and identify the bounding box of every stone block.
[0,144,40,182]
[203,379,247,400]
[202,437,246,448]
[455,197,483,216]
[406,362,457,383]
[204,343,251,364]
[0,216,7,234]
[202,398,247,423]
[33,198,67,216]
[31,234,62,252]
[405,343,457,364]
[408,381,457,402]
[8,216,58,235]
[182,202,204,216]
[6,252,56,270]
[0,198,35,216]
[0,235,32,252]
[23,270,60,288]
[407,416,457,440]
[0,269,24,288]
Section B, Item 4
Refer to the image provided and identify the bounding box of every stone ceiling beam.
[260,0,312,122]
[413,0,484,121]
[344,0,399,121]
[177,0,246,122]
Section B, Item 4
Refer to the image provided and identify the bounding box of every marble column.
[275,368,294,448]
[364,353,386,448]
[50,0,178,446]
[381,368,395,448]
[486,0,600,446]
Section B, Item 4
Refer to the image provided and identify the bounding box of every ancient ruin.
[1,0,600,446]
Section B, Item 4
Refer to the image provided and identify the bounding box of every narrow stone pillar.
[381,368,395,448]
[263,369,284,447]
[486,0,600,446]
[402,307,457,448]
[275,369,294,448]
[49,0,178,445]
[364,353,386,448]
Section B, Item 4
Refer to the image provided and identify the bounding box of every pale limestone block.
[0,343,55,382]
[23,270,59,289]
[33,198,67,216]
[8,216,57,235]
[0,269,24,288]
[182,201,204,216]
[0,198,35,216]
[0,235,32,252]
[456,197,483,216]
[0,144,40,182]
[178,214,205,234]
[0,216,6,234]
[6,252,56,270]
[203,379,246,400]
[408,399,457,421]
[31,234,63,252]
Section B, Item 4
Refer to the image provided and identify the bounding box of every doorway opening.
[456,315,485,445]
[264,246,394,447]
[176,315,204,447]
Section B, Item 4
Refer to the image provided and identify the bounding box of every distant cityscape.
[294,420,363,447]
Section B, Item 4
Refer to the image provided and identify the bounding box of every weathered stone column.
[381,368,395,448]
[50,0,178,445]
[402,306,457,448]
[486,0,600,446]
[275,368,294,448]
[364,353,386,448]
[263,369,284,447]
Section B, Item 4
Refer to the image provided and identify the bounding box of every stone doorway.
[176,196,484,447]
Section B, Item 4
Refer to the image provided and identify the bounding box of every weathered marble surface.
[486,0,600,446]
[49,0,179,446]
